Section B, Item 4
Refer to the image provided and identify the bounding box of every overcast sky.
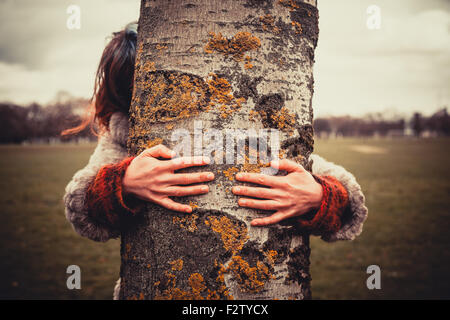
[0,0,448,117]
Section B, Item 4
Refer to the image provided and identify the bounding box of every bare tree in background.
[122,0,319,300]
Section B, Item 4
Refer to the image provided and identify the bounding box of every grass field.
[0,138,449,299]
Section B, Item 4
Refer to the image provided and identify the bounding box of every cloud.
[0,0,140,104]
[313,0,450,116]
[0,0,448,117]
[0,0,63,69]
[0,61,91,104]
[0,0,140,69]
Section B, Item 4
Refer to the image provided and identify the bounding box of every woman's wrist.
[297,174,349,235]
[122,162,132,195]
[118,157,145,213]
[308,178,324,212]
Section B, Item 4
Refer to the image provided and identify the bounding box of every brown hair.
[62,22,137,136]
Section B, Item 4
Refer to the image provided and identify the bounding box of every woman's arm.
[85,145,215,232]
[63,133,129,242]
[310,154,368,242]
[231,156,368,241]
[82,156,143,234]
[64,137,215,242]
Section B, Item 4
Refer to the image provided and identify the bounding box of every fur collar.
[109,112,130,147]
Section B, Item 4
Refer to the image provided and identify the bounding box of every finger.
[238,197,280,211]
[235,172,283,188]
[167,172,215,185]
[154,197,192,213]
[270,159,303,173]
[145,144,176,159]
[163,156,211,171]
[251,212,289,226]
[232,185,279,200]
[165,185,209,197]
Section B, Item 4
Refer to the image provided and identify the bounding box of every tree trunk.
[121,0,318,300]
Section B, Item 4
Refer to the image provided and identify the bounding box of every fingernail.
[240,199,247,205]
[204,157,211,164]
[207,173,214,179]
[236,173,243,179]
[201,186,208,192]
[234,187,240,193]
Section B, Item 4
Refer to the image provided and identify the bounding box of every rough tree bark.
[121,0,319,300]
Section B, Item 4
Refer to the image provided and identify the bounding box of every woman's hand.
[232,159,323,226]
[123,144,214,213]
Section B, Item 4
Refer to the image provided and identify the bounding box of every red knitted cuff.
[297,175,349,236]
[85,156,143,229]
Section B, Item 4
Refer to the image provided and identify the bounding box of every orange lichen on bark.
[156,43,168,51]
[278,0,300,11]
[205,216,277,295]
[241,146,270,173]
[291,21,303,34]
[142,72,209,122]
[242,161,262,173]
[204,31,261,61]
[222,166,239,181]
[264,250,278,265]
[130,71,246,152]
[253,107,297,135]
[207,73,246,119]
[278,148,287,159]
[189,273,206,298]
[226,255,274,293]
[244,55,254,69]
[155,269,209,300]
[129,69,214,154]
[208,75,234,103]
[155,260,212,300]
[213,259,234,300]
[142,60,156,74]
[259,14,280,33]
[249,109,259,122]
[271,107,296,134]
[127,292,146,300]
[189,201,199,209]
[206,216,249,254]
[172,214,199,233]
[220,144,271,178]
[169,259,184,272]
[155,285,189,300]
[155,287,184,300]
